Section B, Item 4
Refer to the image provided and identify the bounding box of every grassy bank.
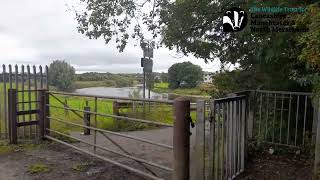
[153,82,210,96]
[74,81,114,89]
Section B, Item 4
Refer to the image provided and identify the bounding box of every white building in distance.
[203,71,213,83]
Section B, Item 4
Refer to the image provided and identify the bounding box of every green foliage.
[27,163,51,174]
[74,81,116,89]
[75,0,320,95]
[153,82,209,97]
[168,62,203,89]
[48,60,75,92]
[0,141,42,155]
[160,73,169,83]
[72,162,93,172]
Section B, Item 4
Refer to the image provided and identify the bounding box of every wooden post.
[8,89,17,144]
[191,99,205,180]
[83,101,91,135]
[113,101,119,116]
[38,90,46,139]
[44,91,50,135]
[173,97,190,180]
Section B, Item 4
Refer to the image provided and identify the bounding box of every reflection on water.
[75,87,168,100]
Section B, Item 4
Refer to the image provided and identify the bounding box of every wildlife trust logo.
[223,7,248,32]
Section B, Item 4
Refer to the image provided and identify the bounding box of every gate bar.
[45,135,164,180]
[48,104,173,127]
[46,128,173,172]
[48,116,173,149]
[50,91,174,104]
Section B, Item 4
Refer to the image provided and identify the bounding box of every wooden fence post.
[83,101,91,135]
[38,89,49,139]
[8,89,17,144]
[173,97,190,180]
[191,99,205,180]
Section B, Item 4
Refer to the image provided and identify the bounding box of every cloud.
[0,0,220,73]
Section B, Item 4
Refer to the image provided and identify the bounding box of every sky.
[0,0,221,74]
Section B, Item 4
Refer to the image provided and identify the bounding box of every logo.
[223,7,248,32]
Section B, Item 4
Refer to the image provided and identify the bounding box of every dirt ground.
[0,126,315,180]
[0,142,150,180]
[236,151,314,180]
[0,127,176,180]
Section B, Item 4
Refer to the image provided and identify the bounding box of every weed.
[71,162,92,172]
[27,163,51,174]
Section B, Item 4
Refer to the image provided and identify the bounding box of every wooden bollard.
[83,101,91,135]
[173,97,191,180]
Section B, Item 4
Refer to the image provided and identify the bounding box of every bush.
[48,60,75,92]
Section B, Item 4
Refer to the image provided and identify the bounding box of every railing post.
[173,97,190,180]
[38,89,49,139]
[83,101,91,135]
[315,98,320,179]
[191,99,205,180]
[8,89,17,144]
[246,91,254,139]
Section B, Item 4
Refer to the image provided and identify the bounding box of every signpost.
[140,40,154,99]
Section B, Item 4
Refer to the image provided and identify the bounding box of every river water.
[75,87,169,100]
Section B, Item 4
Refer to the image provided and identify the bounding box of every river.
[75,86,169,100]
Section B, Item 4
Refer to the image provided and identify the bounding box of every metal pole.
[315,98,320,179]
[173,97,190,180]
[143,72,146,99]
[148,73,151,99]
[94,97,97,153]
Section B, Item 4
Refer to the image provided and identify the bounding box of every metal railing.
[43,91,191,180]
[0,64,48,139]
[253,90,315,148]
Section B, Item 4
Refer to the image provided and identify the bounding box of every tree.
[75,0,319,93]
[160,73,169,83]
[168,62,203,89]
[48,60,75,91]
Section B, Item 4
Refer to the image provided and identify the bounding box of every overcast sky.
[0,0,221,73]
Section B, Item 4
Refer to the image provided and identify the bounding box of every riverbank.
[152,82,210,96]
[74,81,114,89]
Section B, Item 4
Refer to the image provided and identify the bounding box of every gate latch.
[187,116,194,136]
[187,116,195,128]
